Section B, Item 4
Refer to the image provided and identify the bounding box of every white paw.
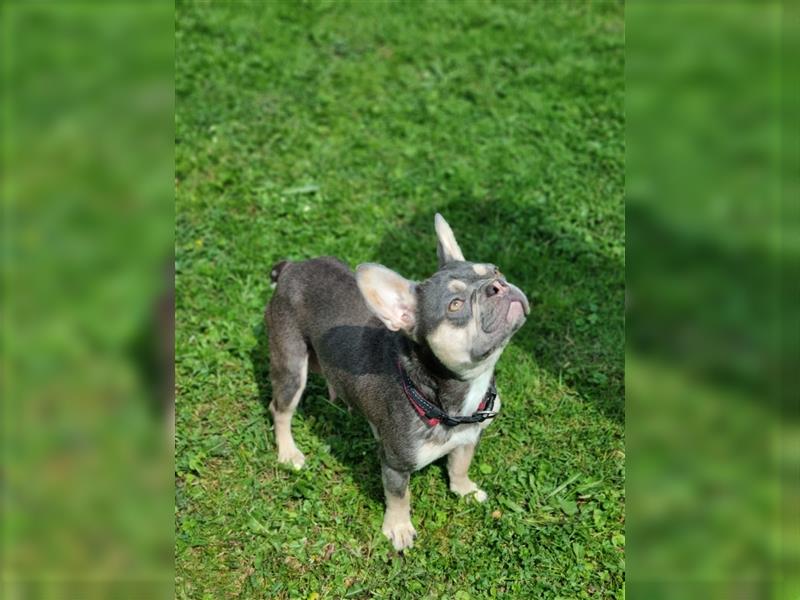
[277,446,305,469]
[450,480,488,502]
[382,518,417,551]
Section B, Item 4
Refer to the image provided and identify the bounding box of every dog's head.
[357,214,529,379]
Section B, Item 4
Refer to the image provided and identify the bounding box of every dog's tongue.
[507,300,524,323]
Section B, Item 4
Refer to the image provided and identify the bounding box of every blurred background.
[626,2,798,599]
[1,1,797,599]
[1,2,174,598]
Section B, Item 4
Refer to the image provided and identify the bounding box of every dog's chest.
[412,372,497,471]
[414,426,482,471]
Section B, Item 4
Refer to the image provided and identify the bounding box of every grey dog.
[265,214,529,550]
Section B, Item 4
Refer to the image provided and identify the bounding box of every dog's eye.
[448,299,464,312]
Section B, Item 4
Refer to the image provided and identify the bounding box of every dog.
[265,214,529,551]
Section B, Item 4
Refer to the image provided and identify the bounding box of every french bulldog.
[265,214,529,551]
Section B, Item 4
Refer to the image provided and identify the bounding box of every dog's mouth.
[480,291,529,334]
[471,287,529,360]
[507,300,525,323]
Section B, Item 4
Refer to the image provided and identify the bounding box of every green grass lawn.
[175,2,624,598]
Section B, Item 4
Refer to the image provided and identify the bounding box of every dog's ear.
[434,213,465,266]
[356,263,417,334]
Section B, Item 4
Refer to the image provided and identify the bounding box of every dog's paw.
[450,480,488,502]
[277,446,305,469]
[382,518,417,551]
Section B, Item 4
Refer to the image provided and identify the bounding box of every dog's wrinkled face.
[356,214,529,379]
[417,260,529,377]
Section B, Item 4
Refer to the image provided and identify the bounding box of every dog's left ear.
[435,213,465,266]
[356,263,418,334]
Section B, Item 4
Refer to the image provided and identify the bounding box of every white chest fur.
[414,426,482,471]
[459,369,493,416]
[413,373,501,471]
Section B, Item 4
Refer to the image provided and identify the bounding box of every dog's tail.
[270,260,290,289]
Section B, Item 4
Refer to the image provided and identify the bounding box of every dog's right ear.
[356,263,417,334]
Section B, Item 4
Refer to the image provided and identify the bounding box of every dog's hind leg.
[266,307,308,469]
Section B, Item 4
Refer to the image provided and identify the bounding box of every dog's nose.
[486,279,508,298]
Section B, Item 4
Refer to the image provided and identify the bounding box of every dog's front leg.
[381,462,416,551]
[448,443,488,502]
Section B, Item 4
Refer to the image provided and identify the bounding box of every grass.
[175,2,624,598]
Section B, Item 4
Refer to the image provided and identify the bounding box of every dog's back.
[268,256,374,337]
[266,257,400,424]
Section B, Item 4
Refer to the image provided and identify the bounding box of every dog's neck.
[400,339,495,416]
